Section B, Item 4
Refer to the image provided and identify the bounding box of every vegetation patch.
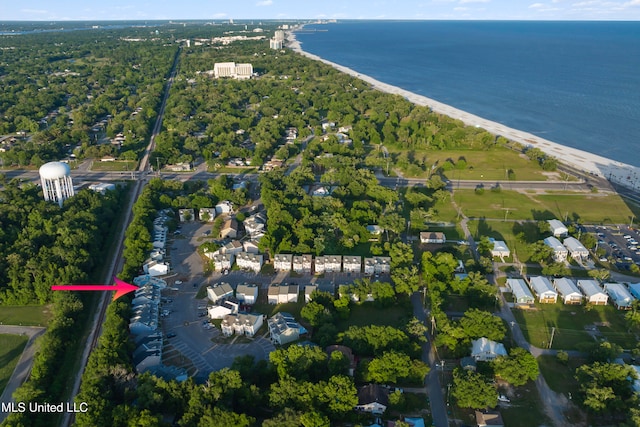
[0,305,51,326]
[512,303,634,350]
[0,334,29,395]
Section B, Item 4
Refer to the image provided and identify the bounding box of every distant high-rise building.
[39,161,74,207]
[270,30,285,50]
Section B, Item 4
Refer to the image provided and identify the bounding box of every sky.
[3,0,640,21]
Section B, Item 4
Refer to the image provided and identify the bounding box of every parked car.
[166,332,176,338]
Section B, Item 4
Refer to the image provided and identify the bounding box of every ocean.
[295,21,640,167]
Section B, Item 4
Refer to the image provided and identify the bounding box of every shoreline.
[287,27,640,192]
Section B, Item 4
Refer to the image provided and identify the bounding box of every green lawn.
[512,303,635,350]
[253,301,305,318]
[500,383,553,427]
[0,334,29,395]
[90,160,138,171]
[0,305,52,326]
[388,146,550,181]
[537,354,583,395]
[337,298,413,330]
[455,189,639,224]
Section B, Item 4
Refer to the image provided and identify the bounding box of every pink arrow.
[51,277,138,301]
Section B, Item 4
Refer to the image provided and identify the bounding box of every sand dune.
[288,30,640,192]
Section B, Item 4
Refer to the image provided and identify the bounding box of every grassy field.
[90,160,138,171]
[0,305,52,326]
[512,303,635,350]
[455,189,639,224]
[537,354,583,395]
[337,298,413,330]
[388,147,550,181]
[0,334,29,395]
[499,382,553,427]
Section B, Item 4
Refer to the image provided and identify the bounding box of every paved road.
[411,293,448,427]
[0,326,46,423]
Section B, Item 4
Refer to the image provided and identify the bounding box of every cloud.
[623,0,640,5]
[459,0,490,3]
[256,0,273,5]
[20,8,48,14]
[529,2,545,7]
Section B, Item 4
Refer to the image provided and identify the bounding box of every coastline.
[287,28,640,192]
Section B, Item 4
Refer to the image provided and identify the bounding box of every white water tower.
[39,161,75,207]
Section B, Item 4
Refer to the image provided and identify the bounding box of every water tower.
[39,161,75,207]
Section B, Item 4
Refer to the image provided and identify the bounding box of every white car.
[175,280,183,285]
[498,395,510,403]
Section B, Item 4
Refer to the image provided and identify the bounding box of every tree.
[318,375,358,417]
[451,369,498,410]
[492,347,539,386]
[301,301,333,327]
[541,262,569,277]
[575,362,637,413]
[528,241,554,263]
[269,345,328,381]
[458,309,506,342]
[405,317,428,343]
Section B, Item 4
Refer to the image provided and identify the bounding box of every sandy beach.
[287,29,640,192]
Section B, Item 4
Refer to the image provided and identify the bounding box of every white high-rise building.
[39,161,74,207]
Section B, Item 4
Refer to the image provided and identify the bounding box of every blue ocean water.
[295,21,640,166]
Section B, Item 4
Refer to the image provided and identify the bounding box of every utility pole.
[549,327,556,349]
[631,215,635,229]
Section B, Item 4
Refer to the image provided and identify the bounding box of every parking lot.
[585,224,640,269]
[161,221,275,378]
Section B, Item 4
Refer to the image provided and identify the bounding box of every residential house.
[215,200,233,215]
[199,208,216,222]
[267,283,299,304]
[367,225,383,239]
[208,301,239,319]
[471,338,508,362]
[268,312,301,345]
[420,231,446,244]
[132,285,160,307]
[220,219,238,239]
[242,240,260,254]
[506,278,535,304]
[460,356,477,372]
[553,277,583,305]
[548,219,569,237]
[222,240,244,255]
[577,279,609,305]
[355,384,389,415]
[292,255,304,273]
[324,255,342,273]
[305,284,318,302]
[143,260,169,277]
[133,333,162,373]
[563,237,589,260]
[221,313,263,337]
[528,276,558,303]
[236,252,263,273]
[211,253,234,271]
[129,303,158,336]
[311,186,332,197]
[273,254,293,271]
[302,254,313,273]
[628,282,640,299]
[243,213,266,239]
[491,240,511,259]
[207,282,234,304]
[343,256,362,273]
[604,283,635,310]
[178,209,194,222]
[364,258,376,275]
[475,410,505,427]
[133,274,167,290]
[236,284,259,304]
[544,236,569,262]
[364,256,392,275]
[314,256,326,274]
